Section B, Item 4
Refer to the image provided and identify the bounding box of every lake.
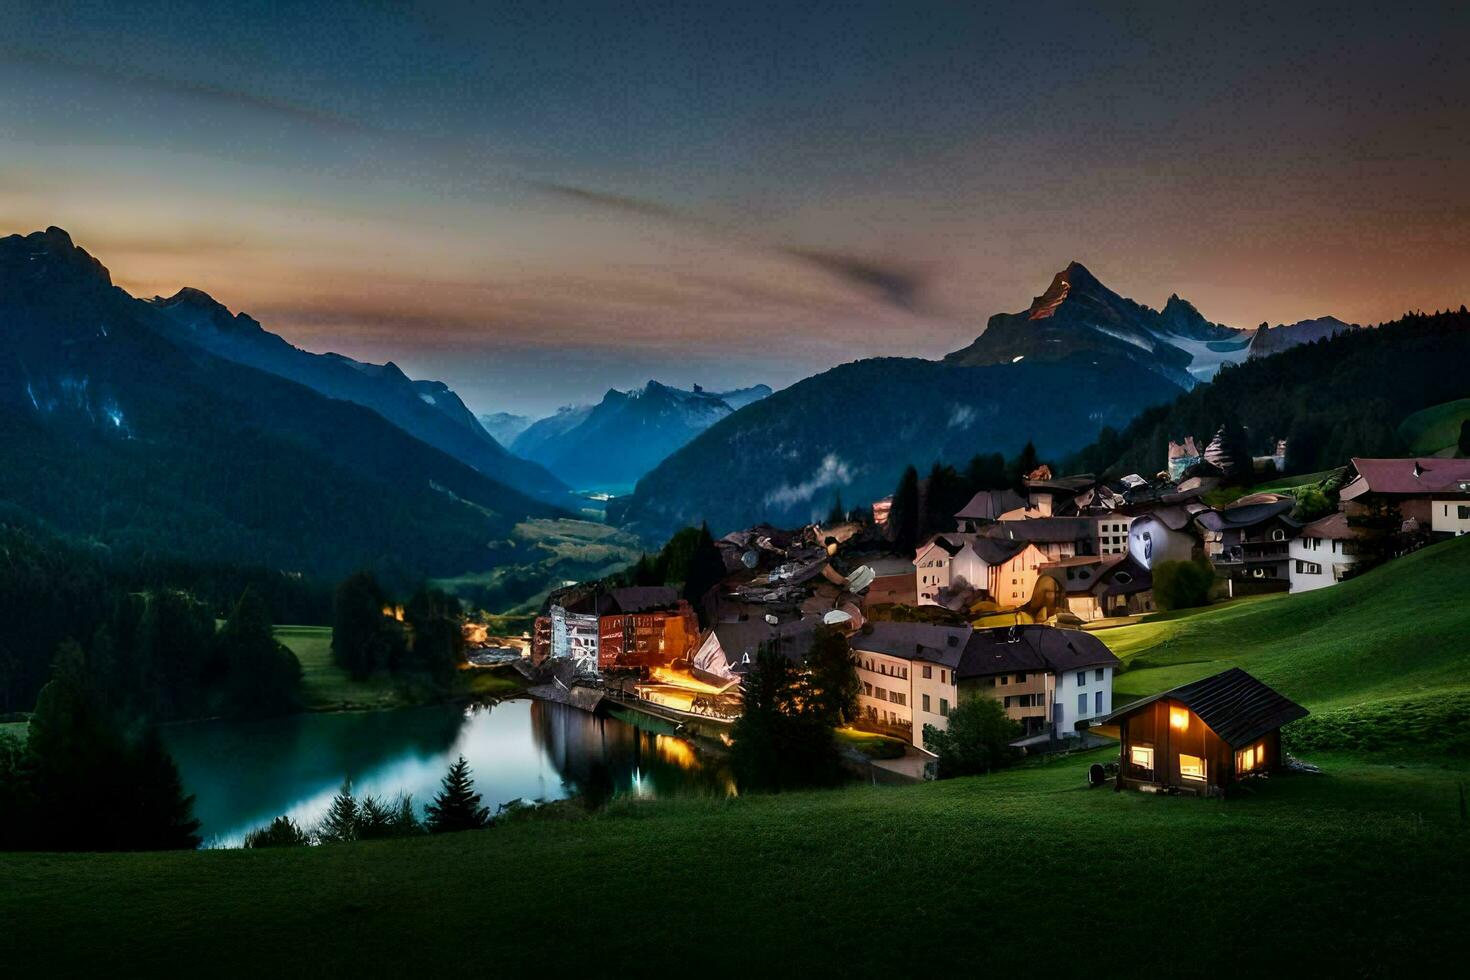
[163,698,735,847]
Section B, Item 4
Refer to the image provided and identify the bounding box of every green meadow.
[5,540,1469,974]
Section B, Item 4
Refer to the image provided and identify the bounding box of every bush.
[922,696,1021,779]
[1153,558,1216,611]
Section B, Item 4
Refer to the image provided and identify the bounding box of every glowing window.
[1169,706,1190,731]
[1239,746,1256,772]
[1179,754,1207,781]
[1130,745,1154,772]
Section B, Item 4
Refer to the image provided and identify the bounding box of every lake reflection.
[163,698,733,847]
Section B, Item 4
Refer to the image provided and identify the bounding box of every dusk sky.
[3,1,1467,416]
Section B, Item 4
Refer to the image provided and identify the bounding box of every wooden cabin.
[1104,668,1308,797]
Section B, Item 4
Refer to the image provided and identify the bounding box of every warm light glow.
[648,665,730,694]
[1170,705,1189,731]
[1179,753,1207,781]
[1130,745,1154,771]
[1239,746,1256,772]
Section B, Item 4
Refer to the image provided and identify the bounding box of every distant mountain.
[0,227,566,583]
[944,262,1251,387]
[1248,316,1358,358]
[512,381,773,490]
[478,411,533,446]
[146,288,568,503]
[611,354,1181,540]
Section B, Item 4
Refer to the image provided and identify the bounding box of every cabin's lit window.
[1238,746,1256,772]
[1170,705,1190,731]
[1129,745,1155,776]
[1179,754,1207,781]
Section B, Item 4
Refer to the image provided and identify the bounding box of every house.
[954,487,1026,531]
[997,474,1098,521]
[978,516,1103,562]
[1288,511,1360,592]
[850,622,970,737]
[1037,555,1115,621]
[1195,495,1297,582]
[1035,554,1154,621]
[861,555,919,610]
[955,626,1120,738]
[688,614,820,684]
[1125,507,1198,569]
[531,615,553,666]
[1089,555,1156,618]
[913,534,1043,606]
[1104,668,1308,796]
[1339,457,1470,534]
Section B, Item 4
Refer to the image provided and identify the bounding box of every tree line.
[244,755,494,847]
[331,571,467,687]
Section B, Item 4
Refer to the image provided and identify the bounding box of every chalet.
[1035,555,1154,621]
[1195,495,1297,582]
[597,587,699,670]
[1288,511,1359,592]
[1105,668,1308,796]
[1339,457,1470,535]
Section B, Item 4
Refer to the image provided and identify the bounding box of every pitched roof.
[1039,555,1122,595]
[850,621,971,668]
[1340,457,1470,500]
[1194,497,1295,531]
[956,625,1119,679]
[980,517,1098,544]
[1090,555,1152,597]
[967,536,1029,564]
[609,586,681,613]
[1104,667,1308,748]
[955,488,1027,521]
[1297,510,1355,540]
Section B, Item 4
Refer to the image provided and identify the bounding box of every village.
[521,444,1470,793]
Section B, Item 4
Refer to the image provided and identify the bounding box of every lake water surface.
[163,698,734,846]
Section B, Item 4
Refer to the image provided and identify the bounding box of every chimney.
[1413,462,1424,479]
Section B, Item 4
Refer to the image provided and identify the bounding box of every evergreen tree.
[243,815,310,848]
[424,756,489,834]
[826,492,846,525]
[888,465,921,555]
[803,626,860,726]
[963,452,1007,491]
[121,727,203,851]
[213,587,302,718]
[730,647,841,792]
[331,571,404,680]
[317,779,359,843]
[402,587,465,686]
[1008,441,1041,486]
[681,523,726,626]
[354,794,395,839]
[390,793,424,836]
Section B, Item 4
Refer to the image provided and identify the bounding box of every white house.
[1288,511,1358,592]
[914,534,1047,607]
[1431,499,1470,536]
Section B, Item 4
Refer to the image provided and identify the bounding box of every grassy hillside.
[1097,536,1470,750]
[1399,397,1470,455]
[4,747,1467,974]
[279,626,524,713]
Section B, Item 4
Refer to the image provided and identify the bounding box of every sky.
[2,1,1468,417]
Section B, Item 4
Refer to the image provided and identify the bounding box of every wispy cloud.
[764,454,852,508]
[1,48,370,133]
[530,180,930,312]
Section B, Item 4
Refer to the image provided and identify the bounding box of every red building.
[598,599,699,671]
[531,615,553,666]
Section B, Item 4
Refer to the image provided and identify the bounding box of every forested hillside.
[1064,309,1470,478]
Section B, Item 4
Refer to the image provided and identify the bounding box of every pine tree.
[826,492,846,525]
[681,523,726,626]
[243,815,310,848]
[214,587,302,718]
[317,779,359,843]
[354,794,394,839]
[888,465,921,555]
[424,756,489,834]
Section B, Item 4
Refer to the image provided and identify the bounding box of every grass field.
[6,538,1470,973]
[1398,398,1470,455]
[279,625,525,713]
[1096,535,1470,751]
[4,746,1467,973]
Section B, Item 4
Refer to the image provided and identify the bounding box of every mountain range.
[613,261,1359,540]
[146,288,568,504]
[510,381,772,490]
[0,227,566,584]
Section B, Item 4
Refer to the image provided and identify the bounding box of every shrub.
[1153,558,1216,611]
[923,696,1021,779]
[243,816,311,848]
